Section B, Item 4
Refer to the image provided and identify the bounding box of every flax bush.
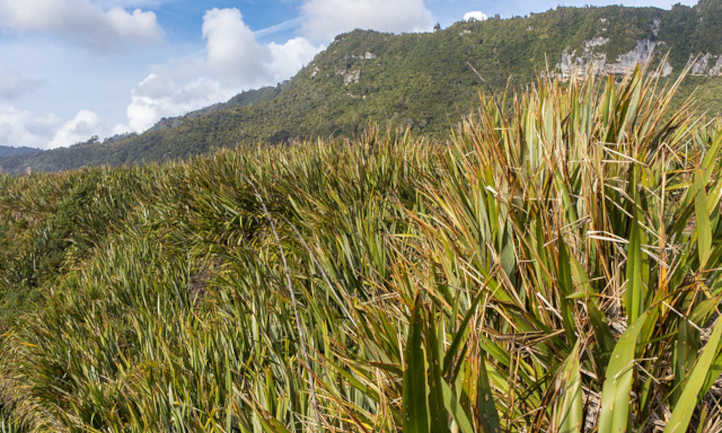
[1,69,721,432]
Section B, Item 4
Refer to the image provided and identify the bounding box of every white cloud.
[49,109,102,148]
[202,8,268,81]
[255,16,305,39]
[123,8,322,132]
[126,71,240,132]
[106,7,161,39]
[267,37,322,82]
[0,105,60,148]
[0,104,119,149]
[97,0,168,7]
[463,11,488,22]
[0,0,162,49]
[299,0,434,43]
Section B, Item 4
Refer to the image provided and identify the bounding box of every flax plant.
[0,68,720,433]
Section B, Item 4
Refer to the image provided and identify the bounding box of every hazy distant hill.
[1,0,720,173]
[0,146,40,159]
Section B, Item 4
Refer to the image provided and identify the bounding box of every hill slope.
[1,1,720,173]
[0,146,40,160]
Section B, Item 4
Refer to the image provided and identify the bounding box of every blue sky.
[0,0,697,149]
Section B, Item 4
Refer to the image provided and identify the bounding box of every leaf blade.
[598,312,648,433]
[403,295,430,433]
[663,318,722,433]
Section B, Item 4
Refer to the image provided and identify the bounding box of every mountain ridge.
[0,146,41,160]
[1,0,720,173]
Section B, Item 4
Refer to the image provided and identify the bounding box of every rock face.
[324,51,377,86]
[710,56,722,76]
[609,40,658,74]
[689,53,722,76]
[651,18,661,37]
[332,65,361,85]
[557,39,668,79]
[556,35,722,80]
[343,69,361,85]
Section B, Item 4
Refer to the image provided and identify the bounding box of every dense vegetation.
[1,1,721,173]
[0,146,39,160]
[1,67,721,432]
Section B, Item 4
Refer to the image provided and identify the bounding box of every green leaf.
[663,317,722,433]
[555,342,583,433]
[403,295,430,433]
[557,242,579,340]
[694,168,712,268]
[700,129,722,172]
[588,300,615,367]
[598,311,648,433]
[443,289,485,379]
[426,314,452,433]
[625,208,643,324]
[672,320,696,404]
[250,402,292,433]
[441,380,474,433]
[476,355,501,433]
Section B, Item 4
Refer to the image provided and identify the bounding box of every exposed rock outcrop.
[651,18,661,37]
[609,40,658,74]
[556,39,670,80]
[710,56,722,76]
[343,69,361,85]
[331,51,376,85]
[556,35,722,80]
[688,53,722,76]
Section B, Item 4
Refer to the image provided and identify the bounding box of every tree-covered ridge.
[1,1,720,173]
[0,146,40,160]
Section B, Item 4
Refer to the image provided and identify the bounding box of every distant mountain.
[2,0,720,173]
[0,146,41,159]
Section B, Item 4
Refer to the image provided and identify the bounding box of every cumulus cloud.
[202,8,268,81]
[0,105,60,148]
[126,71,241,132]
[49,109,103,148]
[299,0,434,43]
[0,103,120,149]
[123,8,322,132]
[97,0,168,7]
[463,11,488,22]
[0,0,162,49]
[267,37,322,82]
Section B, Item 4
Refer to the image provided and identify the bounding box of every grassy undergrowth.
[1,69,721,432]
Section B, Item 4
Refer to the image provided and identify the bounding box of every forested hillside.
[1,0,721,173]
[0,146,40,160]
